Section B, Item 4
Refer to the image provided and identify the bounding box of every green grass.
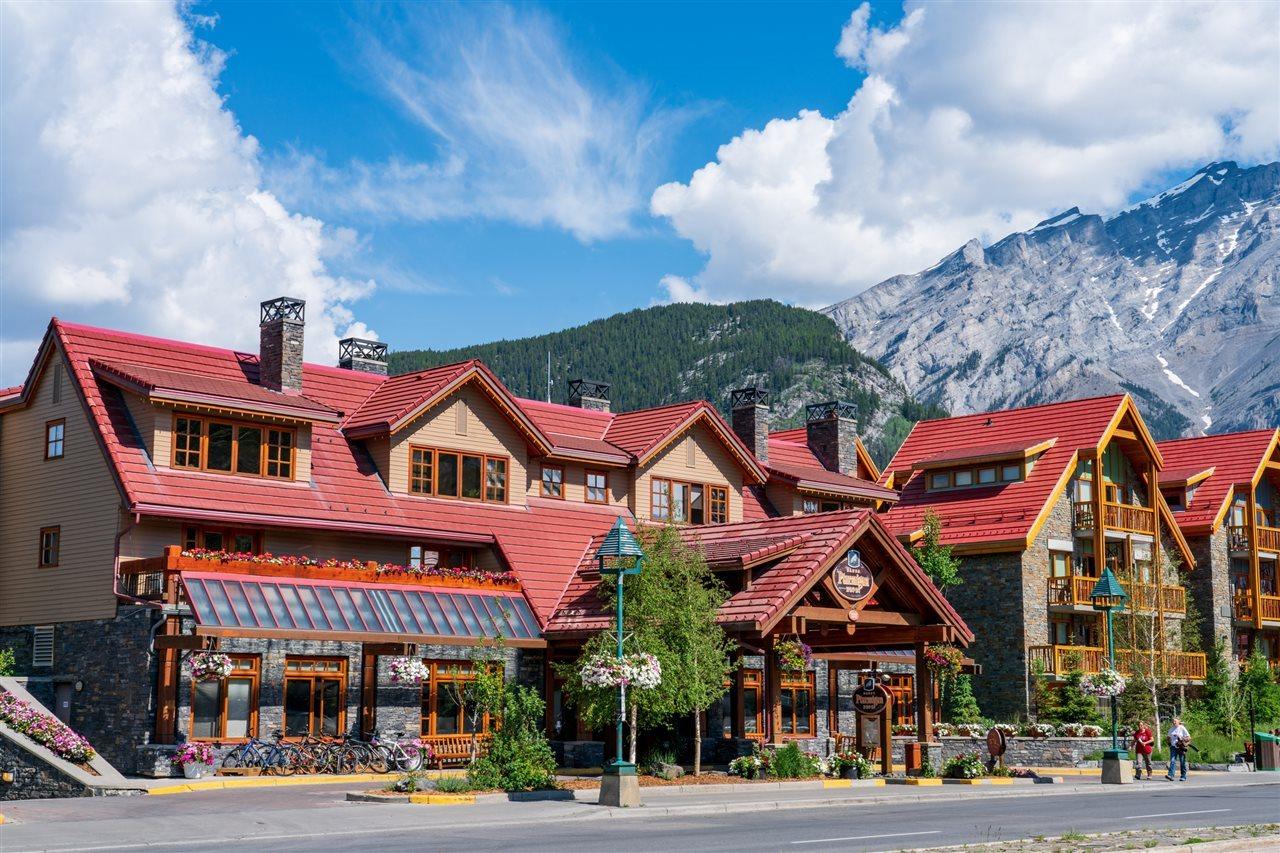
[1086,724,1263,764]
[1059,830,1087,842]
[432,774,476,793]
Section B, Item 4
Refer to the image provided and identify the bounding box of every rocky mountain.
[389,300,944,465]
[825,161,1280,437]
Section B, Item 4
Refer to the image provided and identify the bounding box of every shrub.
[942,674,984,724]
[728,753,764,779]
[433,774,475,793]
[389,771,428,793]
[941,753,985,779]
[1041,670,1104,727]
[642,746,678,777]
[0,647,15,677]
[769,743,821,779]
[466,684,558,792]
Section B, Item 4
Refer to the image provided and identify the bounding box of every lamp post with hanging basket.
[596,517,645,807]
[1090,567,1131,784]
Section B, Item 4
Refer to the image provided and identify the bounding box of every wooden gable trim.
[1249,429,1280,488]
[878,419,921,487]
[1099,395,1164,469]
[636,408,767,485]
[854,436,882,482]
[1155,490,1196,570]
[757,516,873,636]
[386,369,553,455]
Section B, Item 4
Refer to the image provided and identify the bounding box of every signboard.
[986,727,1007,758]
[853,677,891,717]
[833,551,874,603]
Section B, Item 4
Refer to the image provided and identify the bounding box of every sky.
[2,0,1277,385]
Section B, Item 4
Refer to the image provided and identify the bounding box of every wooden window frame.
[420,660,503,736]
[1049,550,1072,578]
[585,469,609,504]
[168,413,296,481]
[779,671,816,738]
[183,526,261,554]
[742,669,764,740]
[44,419,65,460]
[407,545,475,570]
[408,445,510,504]
[540,463,565,499]
[282,657,348,739]
[189,655,261,742]
[709,485,729,524]
[926,461,1024,492]
[38,526,60,568]
[652,477,729,525]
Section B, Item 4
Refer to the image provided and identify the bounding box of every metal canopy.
[180,571,541,645]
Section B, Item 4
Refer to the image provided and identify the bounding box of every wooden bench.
[421,734,492,769]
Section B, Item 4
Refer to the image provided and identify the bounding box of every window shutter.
[33,625,54,667]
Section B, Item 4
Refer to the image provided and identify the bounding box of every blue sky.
[1,1,1276,384]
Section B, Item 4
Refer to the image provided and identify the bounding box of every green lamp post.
[596,518,644,806]
[1090,567,1129,769]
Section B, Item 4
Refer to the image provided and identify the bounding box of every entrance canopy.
[181,571,542,647]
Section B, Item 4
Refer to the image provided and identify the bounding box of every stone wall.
[936,736,1110,768]
[950,549,1027,719]
[1188,530,1232,653]
[0,732,97,800]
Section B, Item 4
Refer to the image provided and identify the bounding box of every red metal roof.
[91,360,341,421]
[765,433,892,500]
[880,395,1127,548]
[545,510,971,642]
[915,438,1055,468]
[1158,429,1279,535]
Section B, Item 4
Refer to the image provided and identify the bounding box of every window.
[652,478,729,524]
[978,467,997,484]
[709,486,729,524]
[168,414,295,480]
[408,446,508,503]
[45,419,65,459]
[421,660,502,735]
[38,526,60,567]
[779,671,815,736]
[928,461,1024,491]
[541,464,564,499]
[887,674,916,727]
[33,626,54,667]
[743,669,763,739]
[191,656,259,741]
[283,658,347,737]
[586,470,608,504]
[802,499,819,514]
[954,469,973,487]
[651,479,672,520]
[930,472,950,489]
[183,526,260,554]
[1001,464,1022,482]
[408,546,474,570]
[1050,551,1071,578]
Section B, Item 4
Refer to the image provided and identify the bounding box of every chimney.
[568,378,611,413]
[259,297,305,393]
[338,337,388,376]
[730,387,770,463]
[806,400,858,476]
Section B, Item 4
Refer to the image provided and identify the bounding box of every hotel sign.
[833,550,873,603]
[853,676,891,717]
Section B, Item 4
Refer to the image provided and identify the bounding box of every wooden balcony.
[1073,501,1155,535]
[1048,576,1097,608]
[1228,524,1280,554]
[1047,577,1185,613]
[1231,590,1280,624]
[1028,644,1206,681]
[1264,595,1280,623]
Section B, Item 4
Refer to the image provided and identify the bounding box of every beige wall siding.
[0,352,122,625]
[149,407,310,483]
[765,482,804,516]
[635,423,745,523]
[526,461,627,507]
[388,386,529,504]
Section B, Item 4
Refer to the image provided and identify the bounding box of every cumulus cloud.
[652,0,1280,306]
[0,1,374,385]
[271,3,687,243]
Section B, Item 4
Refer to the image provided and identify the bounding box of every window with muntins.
[420,661,502,735]
[39,526,60,567]
[652,478,729,524]
[283,658,346,737]
[779,672,815,736]
[926,461,1025,491]
[541,464,564,499]
[183,526,260,554]
[409,445,509,503]
[191,656,259,741]
[169,414,295,480]
[586,470,608,503]
[408,546,474,570]
[45,419,65,459]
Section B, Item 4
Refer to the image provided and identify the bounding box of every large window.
[38,526,60,567]
[540,464,564,499]
[283,658,346,737]
[586,470,608,504]
[183,526,260,554]
[45,419,65,459]
[191,656,259,741]
[408,545,474,570]
[420,661,502,735]
[743,669,763,739]
[410,445,508,503]
[170,415,294,480]
[927,461,1024,491]
[779,671,815,736]
[651,478,729,525]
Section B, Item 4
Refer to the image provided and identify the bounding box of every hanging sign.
[833,550,874,603]
[853,676,891,717]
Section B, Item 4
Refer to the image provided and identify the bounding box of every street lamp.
[596,517,644,807]
[1090,567,1129,777]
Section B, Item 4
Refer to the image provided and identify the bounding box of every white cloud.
[270,4,687,243]
[652,0,1280,306]
[0,1,374,385]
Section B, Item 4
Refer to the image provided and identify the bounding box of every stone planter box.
[934,736,1112,768]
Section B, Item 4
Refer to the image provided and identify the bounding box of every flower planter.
[181,763,210,779]
[839,766,858,780]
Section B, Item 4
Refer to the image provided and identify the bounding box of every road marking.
[1123,808,1231,820]
[792,831,942,845]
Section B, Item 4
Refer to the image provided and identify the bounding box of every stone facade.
[1188,530,1233,653]
[935,736,1111,768]
[0,734,97,800]
[805,406,859,476]
[949,549,1028,720]
[258,311,305,393]
[731,399,771,463]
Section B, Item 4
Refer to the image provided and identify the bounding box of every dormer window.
[927,462,1024,491]
[171,415,295,480]
[409,446,508,503]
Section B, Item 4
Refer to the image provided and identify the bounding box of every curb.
[887,777,942,786]
[345,792,475,805]
[148,772,397,795]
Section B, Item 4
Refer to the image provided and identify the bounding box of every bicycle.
[371,733,425,773]
[220,731,302,776]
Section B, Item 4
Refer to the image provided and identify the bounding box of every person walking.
[1132,721,1154,780]
[1166,717,1191,781]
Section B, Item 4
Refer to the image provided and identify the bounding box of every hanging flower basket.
[922,644,964,679]
[386,657,430,686]
[184,652,233,682]
[579,653,662,689]
[1080,668,1126,698]
[775,637,812,673]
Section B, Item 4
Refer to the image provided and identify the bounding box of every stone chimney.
[730,387,770,463]
[805,400,858,476]
[338,337,388,376]
[259,297,305,393]
[568,378,611,412]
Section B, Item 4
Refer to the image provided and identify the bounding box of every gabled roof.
[604,401,767,483]
[880,395,1134,550]
[765,429,892,501]
[544,510,972,643]
[913,438,1058,470]
[770,426,882,481]
[1158,429,1280,536]
[91,360,342,422]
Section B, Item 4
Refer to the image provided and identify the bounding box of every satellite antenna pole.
[546,350,552,403]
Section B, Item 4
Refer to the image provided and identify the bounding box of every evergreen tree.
[1196,639,1239,738]
[1239,652,1280,731]
[911,510,963,596]
[1041,670,1104,726]
[1118,669,1156,728]
[942,674,983,724]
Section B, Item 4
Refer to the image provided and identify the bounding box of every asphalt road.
[1,779,1276,852]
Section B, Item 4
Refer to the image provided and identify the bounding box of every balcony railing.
[1229,524,1280,554]
[1047,577,1185,613]
[1028,644,1206,681]
[1073,501,1155,535]
[1231,590,1280,623]
[1048,576,1097,607]
[1263,595,1280,622]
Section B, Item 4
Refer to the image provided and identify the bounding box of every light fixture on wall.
[1,769,14,784]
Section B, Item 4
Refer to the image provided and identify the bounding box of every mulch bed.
[559,773,795,790]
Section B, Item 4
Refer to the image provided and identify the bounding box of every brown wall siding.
[635,424,745,523]
[0,352,122,625]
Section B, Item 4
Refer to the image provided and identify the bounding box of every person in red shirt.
[1132,721,1155,780]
